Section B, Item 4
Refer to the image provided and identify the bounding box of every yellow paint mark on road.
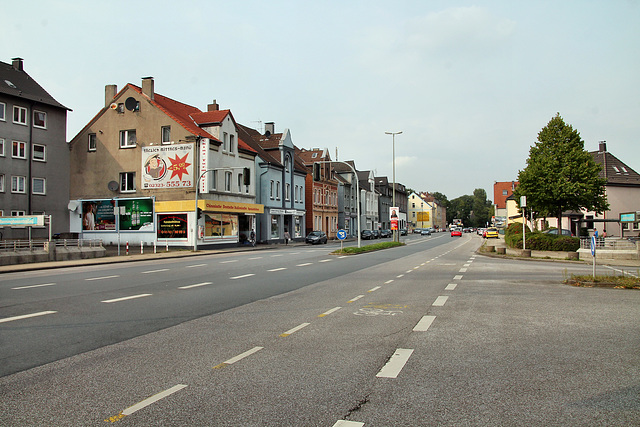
[105,412,126,423]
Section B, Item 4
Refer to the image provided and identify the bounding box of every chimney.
[265,122,275,136]
[598,140,607,153]
[105,84,117,108]
[207,99,219,111]
[141,76,154,100]
[11,57,24,71]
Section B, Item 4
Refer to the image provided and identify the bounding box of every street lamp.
[385,131,402,242]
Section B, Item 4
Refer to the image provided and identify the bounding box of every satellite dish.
[108,181,119,192]
[125,97,138,111]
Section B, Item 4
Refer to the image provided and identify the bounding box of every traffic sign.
[337,229,347,240]
[590,236,596,257]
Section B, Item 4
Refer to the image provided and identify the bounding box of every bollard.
[154,241,157,254]
[126,241,129,255]
[141,242,144,255]
[166,240,169,252]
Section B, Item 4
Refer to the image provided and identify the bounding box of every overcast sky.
[3,0,639,201]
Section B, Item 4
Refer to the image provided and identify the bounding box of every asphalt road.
[1,233,638,426]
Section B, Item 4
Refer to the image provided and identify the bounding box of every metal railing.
[579,237,637,250]
[0,239,103,253]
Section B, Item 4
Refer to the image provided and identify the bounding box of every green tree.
[513,113,608,230]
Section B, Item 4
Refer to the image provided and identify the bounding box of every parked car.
[413,228,422,234]
[361,229,374,240]
[379,229,392,238]
[421,228,431,236]
[543,228,574,236]
[305,230,328,244]
[450,228,462,237]
[400,228,408,236]
[371,230,380,239]
[484,227,499,239]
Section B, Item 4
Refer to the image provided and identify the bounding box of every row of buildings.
[1,58,446,247]
[493,141,640,238]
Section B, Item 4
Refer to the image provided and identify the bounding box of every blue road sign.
[590,236,596,256]
[337,229,347,240]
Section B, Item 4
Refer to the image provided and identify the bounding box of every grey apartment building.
[0,58,70,239]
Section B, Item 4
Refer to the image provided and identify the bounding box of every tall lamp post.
[385,131,402,242]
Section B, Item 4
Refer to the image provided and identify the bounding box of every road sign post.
[590,236,597,278]
[337,229,347,252]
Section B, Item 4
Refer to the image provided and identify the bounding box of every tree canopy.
[513,113,608,228]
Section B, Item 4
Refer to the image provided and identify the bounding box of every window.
[32,144,46,161]
[88,133,97,151]
[229,134,235,153]
[0,102,5,121]
[294,185,298,202]
[120,172,135,192]
[0,138,4,156]
[225,171,232,191]
[237,173,243,192]
[223,132,229,151]
[119,130,137,148]
[210,170,217,190]
[0,174,4,192]
[502,190,508,196]
[12,176,26,193]
[33,110,47,128]
[13,106,27,125]
[161,126,171,144]
[32,177,46,194]
[11,210,26,216]
[270,180,274,199]
[276,181,280,200]
[285,156,291,172]
[286,183,290,201]
[12,141,26,159]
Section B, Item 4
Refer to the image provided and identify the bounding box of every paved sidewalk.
[0,240,312,274]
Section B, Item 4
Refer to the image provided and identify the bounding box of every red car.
[450,228,462,237]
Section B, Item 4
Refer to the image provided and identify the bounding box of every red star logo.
[167,153,191,180]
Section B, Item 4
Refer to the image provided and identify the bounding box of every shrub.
[504,223,579,251]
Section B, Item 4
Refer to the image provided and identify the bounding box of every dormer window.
[285,155,291,172]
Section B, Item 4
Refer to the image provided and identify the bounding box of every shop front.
[263,208,305,243]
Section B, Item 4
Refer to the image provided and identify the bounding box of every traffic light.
[197,208,203,219]
[313,163,321,181]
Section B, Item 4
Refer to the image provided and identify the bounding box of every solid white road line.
[413,315,436,331]
[121,384,188,416]
[318,307,342,317]
[376,348,414,378]
[231,274,255,280]
[101,294,152,303]
[214,346,264,369]
[142,268,169,274]
[445,283,457,291]
[432,296,449,306]
[0,310,57,323]
[178,282,212,289]
[280,322,310,337]
[268,267,287,272]
[12,283,55,290]
[86,275,119,281]
[347,295,364,303]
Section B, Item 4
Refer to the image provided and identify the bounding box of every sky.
[3,0,639,202]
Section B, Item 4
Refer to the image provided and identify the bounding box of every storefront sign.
[204,200,264,214]
[0,215,45,227]
[157,214,188,239]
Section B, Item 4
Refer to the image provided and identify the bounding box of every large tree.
[513,113,608,230]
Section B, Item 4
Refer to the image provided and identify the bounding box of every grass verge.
[564,272,640,289]
[332,241,404,255]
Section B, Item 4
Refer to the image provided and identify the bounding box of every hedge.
[504,223,579,251]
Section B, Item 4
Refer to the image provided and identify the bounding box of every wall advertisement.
[157,214,188,239]
[81,198,154,232]
[141,143,194,189]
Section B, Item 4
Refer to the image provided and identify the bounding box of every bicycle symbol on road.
[354,303,406,316]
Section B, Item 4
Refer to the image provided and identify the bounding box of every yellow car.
[484,228,499,239]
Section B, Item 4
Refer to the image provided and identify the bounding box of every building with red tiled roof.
[296,147,339,238]
[68,78,262,248]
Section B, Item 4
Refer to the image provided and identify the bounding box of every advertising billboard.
[141,143,194,189]
[82,200,116,231]
[81,198,154,232]
[119,198,154,231]
[157,214,188,239]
